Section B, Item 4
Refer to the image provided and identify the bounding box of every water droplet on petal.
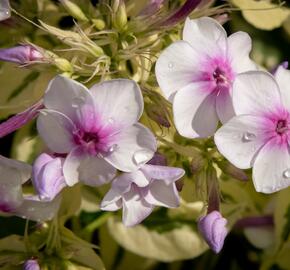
[133,149,153,166]
[108,144,117,153]
[108,117,115,124]
[0,9,10,21]
[168,62,174,69]
[72,96,86,108]
[243,132,256,142]
[283,169,290,179]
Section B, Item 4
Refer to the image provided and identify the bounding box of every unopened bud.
[190,155,205,174]
[23,259,40,270]
[198,211,228,254]
[213,13,230,25]
[59,0,88,21]
[113,0,127,31]
[92,19,106,30]
[0,45,43,65]
[54,58,74,73]
[220,162,248,181]
[146,103,170,128]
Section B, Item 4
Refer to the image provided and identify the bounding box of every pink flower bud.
[0,45,43,65]
[23,259,40,270]
[198,211,228,254]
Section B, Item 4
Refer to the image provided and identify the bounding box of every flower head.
[215,67,290,193]
[37,76,157,187]
[198,211,228,254]
[156,17,256,138]
[100,163,184,226]
[0,155,60,221]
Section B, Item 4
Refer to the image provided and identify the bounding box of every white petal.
[275,66,290,111]
[214,115,266,169]
[183,17,227,58]
[44,75,94,121]
[100,188,122,211]
[79,156,116,186]
[233,71,281,115]
[141,164,185,184]
[89,79,143,128]
[144,181,180,208]
[253,140,290,193]
[227,32,257,73]
[15,195,61,222]
[37,110,76,153]
[155,41,201,101]
[105,123,157,172]
[63,147,85,186]
[173,83,218,138]
[0,155,31,184]
[122,189,153,226]
[216,88,235,124]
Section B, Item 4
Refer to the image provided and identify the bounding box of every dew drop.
[168,62,174,69]
[108,144,117,153]
[0,9,10,21]
[242,132,256,142]
[133,149,153,166]
[72,96,86,108]
[283,169,290,179]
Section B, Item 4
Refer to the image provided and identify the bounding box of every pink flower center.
[276,119,289,135]
[0,203,12,212]
[213,67,229,85]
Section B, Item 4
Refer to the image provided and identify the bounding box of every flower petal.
[173,83,218,138]
[141,164,185,184]
[15,195,61,222]
[37,110,76,153]
[122,189,153,226]
[89,79,143,128]
[233,71,281,115]
[214,115,266,169]
[155,41,200,101]
[100,188,122,211]
[216,88,235,124]
[43,75,94,121]
[183,17,227,58]
[144,181,180,208]
[227,31,257,73]
[275,66,290,111]
[253,139,290,193]
[105,123,157,172]
[79,156,116,186]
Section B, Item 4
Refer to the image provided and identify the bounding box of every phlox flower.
[155,17,256,138]
[0,155,60,222]
[37,76,157,187]
[215,67,290,193]
[100,163,185,226]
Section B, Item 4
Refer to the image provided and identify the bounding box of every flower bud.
[92,19,106,30]
[219,162,248,181]
[139,0,164,16]
[198,211,228,254]
[190,154,205,174]
[0,0,10,21]
[32,153,67,201]
[0,45,43,65]
[59,0,88,21]
[112,0,127,31]
[54,58,74,73]
[23,259,40,270]
[213,13,230,25]
[146,103,171,128]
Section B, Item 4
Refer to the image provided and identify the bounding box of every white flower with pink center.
[215,67,290,193]
[155,17,257,138]
[37,76,157,187]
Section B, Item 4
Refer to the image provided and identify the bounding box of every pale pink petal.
[37,110,76,153]
[183,17,227,58]
[214,115,266,169]
[155,41,200,101]
[62,147,85,186]
[216,88,235,124]
[253,139,290,193]
[227,32,257,73]
[144,181,179,208]
[100,188,122,211]
[275,66,290,111]
[79,156,116,186]
[111,173,134,194]
[89,79,143,128]
[233,71,281,116]
[141,164,185,184]
[43,75,94,121]
[122,189,154,226]
[118,170,150,187]
[105,123,157,172]
[15,195,61,222]
[173,83,218,138]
